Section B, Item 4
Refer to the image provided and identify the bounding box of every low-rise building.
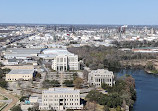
[3,48,41,59]
[6,69,34,81]
[88,69,115,87]
[39,88,83,111]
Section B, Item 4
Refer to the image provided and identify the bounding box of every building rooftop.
[43,88,80,94]
[5,48,41,55]
[42,48,74,56]
[8,69,34,75]
[90,69,113,75]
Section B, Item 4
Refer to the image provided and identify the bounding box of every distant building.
[1,58,19,66]
[40,48,79,72]
[3,48,41,59]
[6,69,34,81]
[132,47,158,53]
[39,88,83,111]
[88,69,115,87]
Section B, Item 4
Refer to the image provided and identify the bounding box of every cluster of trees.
[63,72,84,88]
[145,61,156,71]
[0,63,10,88]
[11,105,22,111]
[68,46,157,72]
[33,71,42,81]
[86,75,136,110]
[42,80,60,88]
[73,77,84,88]
[113,40,158,48]
[63,80,74,87]
[86,90,122,109]
[43,75,84,89]
[145,61,158,74]
[63,77,84,89]
[11,104,40,111]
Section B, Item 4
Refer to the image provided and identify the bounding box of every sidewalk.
[0,87,19,111]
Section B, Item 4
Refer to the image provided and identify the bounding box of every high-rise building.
[41,48,79,72]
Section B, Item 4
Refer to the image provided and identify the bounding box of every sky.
[0,0,158,25]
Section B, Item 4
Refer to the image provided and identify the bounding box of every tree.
[19,96,28,102]
[43,80,60,88]
[35,72,41,78]
[85,101,97,111]
[101,83,111,91]
[50,80,60,87]
[73,73,78,80]
[116,106,121,111]
[73,77,83,88]
[11,105,22,111]
[0,80,8,88]
[0,62,4,67]
[63,80,74,87]
[83,70,89,81]
[2,68,11,74]
[28,103,39,111]
[104,105,110,111]
[146,61,155,70]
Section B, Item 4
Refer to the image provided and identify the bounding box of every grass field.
[0,95,8,100]
[0,102,6,110]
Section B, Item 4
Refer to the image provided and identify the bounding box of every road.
[0,87,19,111]
[0,100,12,103]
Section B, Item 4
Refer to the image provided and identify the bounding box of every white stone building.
[39,88,83,111]
[40,48,79,72]
[88,69,115,87]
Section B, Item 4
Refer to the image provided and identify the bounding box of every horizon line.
[0,22,158,26]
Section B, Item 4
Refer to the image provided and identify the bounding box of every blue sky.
[0,0,158,25]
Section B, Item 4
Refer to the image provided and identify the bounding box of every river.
[117,69,158,111]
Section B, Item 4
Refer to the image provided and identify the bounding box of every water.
[117,69,158,111]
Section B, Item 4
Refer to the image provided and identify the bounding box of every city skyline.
[0,0,158,25]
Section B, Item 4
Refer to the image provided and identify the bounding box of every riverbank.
[117,69,158,111]
[86,75,136,111]
[120,59,158,75]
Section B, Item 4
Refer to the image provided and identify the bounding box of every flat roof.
[8,69,34,75]
[42,48,74,56]
[43,88,80,94]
